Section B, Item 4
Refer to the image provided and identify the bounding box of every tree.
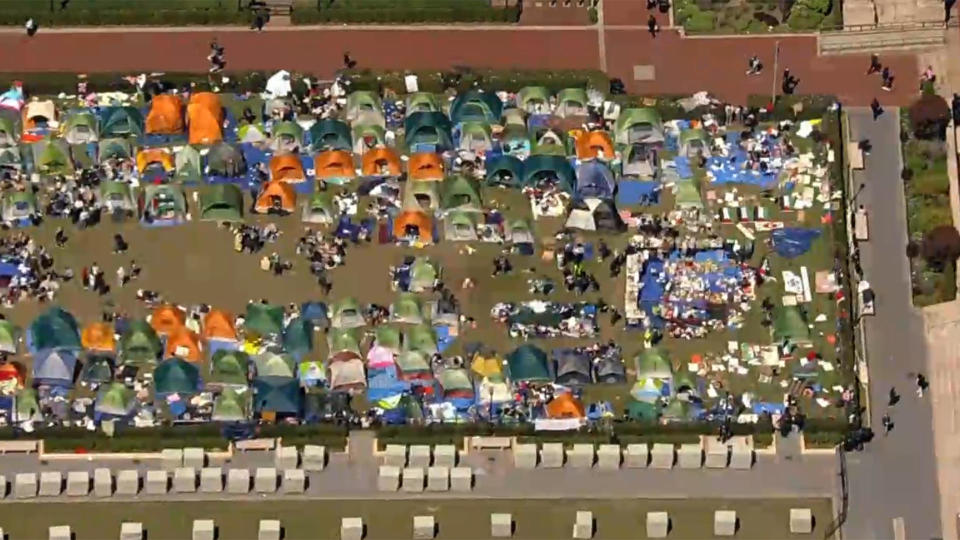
[908,94,951,141]
[906,241,921,259]
[922,225,960,271]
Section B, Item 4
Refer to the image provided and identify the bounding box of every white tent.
[265,70,293,98]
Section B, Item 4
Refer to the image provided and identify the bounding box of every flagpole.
[772,41,781,105]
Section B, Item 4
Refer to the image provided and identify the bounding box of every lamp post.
[848,182,866,206]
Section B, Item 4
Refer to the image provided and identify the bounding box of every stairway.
[819,24,947,54]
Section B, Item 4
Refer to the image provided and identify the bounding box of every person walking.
[116,265,126,288]
[647,15,659,37]
[866,54,882,75]
[870,98,884,120]
[917,373,929,397]
[746,55,763,76]
[881,67,894,91]
[888,386,900,406]
[24,18,38,37]
[881,413,894,435]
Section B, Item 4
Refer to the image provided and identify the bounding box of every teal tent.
[245,303,284,338]
[154,357,200,395]
[522,155,575,193]
[253,376,302,415]
[282,317,314,357]
[99,106,144,138]
[404,112,452,152]
[506,344,551,383]
[450,90,503,124]
[199,184,244,222]
[309,119,352,152]
[485,154,524,187]
[29,307,81,352]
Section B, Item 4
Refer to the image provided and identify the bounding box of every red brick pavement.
[0,26,919,106]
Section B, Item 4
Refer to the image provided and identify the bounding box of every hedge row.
[0,9,252,26]
[292,6,519,23]
[348,69,609,97]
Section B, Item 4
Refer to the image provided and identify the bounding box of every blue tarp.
[673,156,693,180]
[771,228,821,259]
[705,131,781,187]
[617,180,660,206]
[367,366,410,402]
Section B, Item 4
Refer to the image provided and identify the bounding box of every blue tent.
[575,161,616,199]
[32,348,78,387]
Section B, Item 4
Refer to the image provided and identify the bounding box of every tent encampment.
[0,320,19,354]
[403,180,440,212]
[517,86,552,114]
[443,210,478,242]
[506,344,551,383]
[206,142,246,178]
[136,148,174,176]
[393,210,433,244]
[575,130,614,161]
[32,348,79,387]
[441,175,482,212]
[404,325,437,356]
[346,91,385,126]
[0,115,18,146]
[253,180,296,214]
[29,307,80,353]
[245,302,284,338]
[253,376,302,416]
[308,118,352,152]
[81,322,115,353]
[209,349,250,388]
[553,349,592,386]
[187,92,223,145]
[390,293,425,325]
[62,111,98,144]
[328,328,361,356]
[175,145,203,182]
[546,392,585,418]
[485,154,523,187]
[395,350,432,381]
[1,190,37,222]
[330,297,365,329]
[22,100,56,136]
[575,161,616,200]
[98,138,133,163]
[314,150,356,184]
[457,121,493,153]
[30,139,72,175]
[405,93,442,114]
[270,121,304,153]
[164,328,202,362]
[254,351,297,379]
[99,106,144,139]
[269,154,306,184]
[522,155,575,192]
[94,382,136,418]
[203,309,238,342]
[139,184,188,224]
[773,305,812,345]
[450,90,503,125]
[212,388,249,421]
[154,357,200,395]
[79,354,114,384]
[199,183,244,222]
[679,128,711,158]
[150,304,186,336]
[404,112,452,152]
[352,123,387,155]
[614,108,665,145]
[328,355,366,393]
[438,367,475,402]
[407,152,444,182]
[119,319,162,365]
[408,257,440,292]
[146,95,184,135]
[631,348,673,403]
[555,88,589,118]
[360,146,402,176]
[283,317,313,357]
[565,197,626,232]
[301,191,336,224]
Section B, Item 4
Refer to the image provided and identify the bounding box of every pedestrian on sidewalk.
[888,386,900,406]
[646,0,656,9]
[647,15,659,37]
[866,54,882,75]
[746,55,763,76]
[24,18,38,37]
[881,67,894,91]
[917,373,929,397]
[116,266,126,288]
[870,98,883,120]
[782,69,799,95]
[343,52,356,69]
[251,13,265,31]
[881,413,894,435]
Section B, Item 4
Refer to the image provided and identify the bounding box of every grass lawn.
[0,498,834,539]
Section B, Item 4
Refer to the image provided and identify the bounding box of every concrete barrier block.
[433,444,457,468]
[714,510,737,536]
[38,471,62,497]
[173,467,197,493]
[341,517,363,540]
[596,445,621,469]
[408,445,432,468]
[161,448,183,471]
[192,520,215,540]
[413,515,436,539]
[116,470,139,496]
[513,444,537,469]
[450,467,473,492]
[790,508,813,534]
[573,511,593,539]
[624,444,649,468]
[401,467,424,493]
[384,444,407,467]
[227,468,251,494]
[183,447,206,469]
[144,470,168,495]
[274,446,299,471]
[120,521,143,540]
[650,444,675,469]
[14,472,37,499]
[200,467,223,493]
[94,468,113,497]
[677,444,702,469]
[540,443,564,468]
[378,465,401,492]
[66,470,90,496]
[254,467,278,493]
[491,513,512,538]
[567,444,595,468]
[303,444,326,472]
[282,468,306,494]
[48,525,71,540]
[426,466,449,492]
[258,519,281,540]
[646,511,669,538]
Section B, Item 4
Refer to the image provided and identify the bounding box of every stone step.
[819,26,945,54]
[270,14,292,25]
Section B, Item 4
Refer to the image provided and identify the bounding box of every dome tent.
[565,197,626,232]
[1,190,37,223]
[404,112,452,152]
[522,155,575,193]
[62,110,98,144]
[99,106,144,139]
[485,154,523,187]
[450,90,503,125]
[175,145,203,182]
[206,142,247,178]
[614,108,665,145]
[516,86,552,114]
[555,88,589,118]
[199,183,244,222]
[94,382,136,418]
[119,319,162,365]
[308,118,352,152]
[301,190,336,224]
[154,357,200,395]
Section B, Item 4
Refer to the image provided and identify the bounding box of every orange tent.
[269,154,306,184]
[145,94,184,134]
[408,152,444,181]
[150,304,186,336]
[254,180,297,214]
[203,309,237,342]
[393,210,433,244]
[314,150,357,181]
[136,148,174,173]
[546,393,586,419]
[361,147,402,176]
[0,363,23,386]
[164,328,202,362]
[187,92,223,145]
[575,131,615,161]
[81,322,116,352]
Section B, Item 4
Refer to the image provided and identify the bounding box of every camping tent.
[22,100,56,136]
[441,175,482,212]
[485,154,524,187]
[374,326,402,353]
[679,128,711,158]
[553,349,592,386]
[330,297,365,329]
[30,139,72,175]
[522,155,575,192]
[405,92,442,114]
[328,356,366,393]
[506,344,551,383]
[253,180,296,214]
[283,317,313,357]
[575,161,616,200]
[546,392,586,418]
[314,150,356,183]
[352,123,387,155]
[245,303,284,338]
[154,357,200,395]
[99,106,144,139]
[254,352,297,379]
[457,121,493,153]
[99,181,135,217]
[81,322,115,353]
[403,180,440,212]
[346,91,385,125]
[136,148,174,176]
[674,180,703,209]
[404,325,437,355]
[203,309,238,342]
[500,124,531,158]
[555,88,589,118]
[595,356,626,384]
[395,350,432,381]
[0,320,19,354]
[253,376,302,416]
[187,92,223,145]
[209,350,250,387]
[1,190,37,222]
[390,293,425,325]
[119,319,162,365]
[328,328,360,356]
[164,328,202,362]
[773,305,812,344]
[270,121,304,153]
[29,307,81,353]
[269,154,306,184]
[238,123,267,143]
[94,382,136,418]
[614,108,665,145]
[631,348,673,403]
[139,184,188,224]
[575,130,615,161]
[393,210,433,244]
[507,219,535,250]
[308,119,352,152]
[517,86,552,114]
[199,183,244,222]
[150,304,186,336]
[0,147,21,172]
[565,197,626,232]
[360,146,402,176]
[62,111,99,144]
[443,210,478,242]
[301,191,336,224]
[409,257,440,292]
[450,90,503,125]
[79,354,114,384]
[206,142,246,177]
[175,145,203,182]
[404,112,452,152]
[32,348,79,387]
[98,138,133,163]
[146,94,184,135]
[407,152,444,182]
[212,388,249,421]
[0,115,18,146]
[438,367,475,402]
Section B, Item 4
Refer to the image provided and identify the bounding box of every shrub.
[909,93,951,140]
[922,225,960,270]
[786,6,824,29]
[907,241,921,259]
[684,10,716,31]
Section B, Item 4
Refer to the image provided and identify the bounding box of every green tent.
[271,121,304,151]
[254,352,297,379]
[99,106,144,138]
[0,320,20,353]
[444,210,479,242]
[309,119,352,152]
[679,128,710,157]
[374,326,402,351]
[94,382,136,417]
[625,399,661,421]
[662,398,696,421]
[395,350,432,379]
[438,367,473,398]
[301,190,336,224]
[140,184,187,222]
[390,293,424,325]
[405,92,442,114]
[209,349,250,387]
[506,344,551,383]
[119,319,162,365]
[352,124,386,153]
[635,348,673,378]
[485,154,524,187]
[283,317,313,356]
[29,307,80,352]
[98,138,133,163]
[404,112,453,152]
[175,145,203,182]
[0,115,17,146]
[614,108,665,145]
[0,147,21,169]
[458,121,493,152]
[346,91,385,126]
[15,388,40,422]
[79,354,114,384]
[212,388,249,421]
[62,111,99,144]
[502,108,525,128]
[1,190,37,222]
[330,297,365,329]
[199,184,244,222]
[404,325,437,355]
[409,257,439,293]
[154,357,200,395]
[245,303,284,338]
[403,180,440,211]
[253,376,301,415]
[450,90,503,125]
[517,86,552,113]
[556,88,589,117]
[99,181,135,214]
[522,155,575,193]
[773,305,812,344]
[31,139,72,175]
[441,175,483,211]
[206,142,246,177]
[674,180,703,209]
[328,328,361,354]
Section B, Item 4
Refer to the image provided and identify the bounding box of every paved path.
[845,107,942,540]
[0,23,920,105]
